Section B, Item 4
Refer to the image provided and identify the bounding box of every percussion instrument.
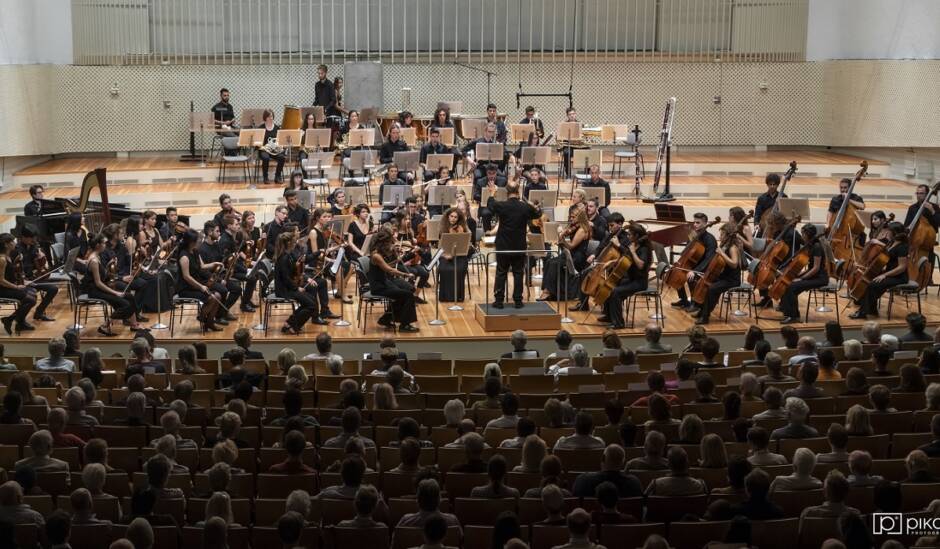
[282,105,302,130]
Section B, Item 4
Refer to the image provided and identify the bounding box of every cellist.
[573,213,626,311]
[755,211,800,309]
[690,222,742,326]
[777,224,828,325]
[671,212,717,312]
[849,222,909,320]
[598,223,652,330]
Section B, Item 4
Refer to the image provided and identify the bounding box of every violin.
[749,214,801,290]
[33,248,48,274]
[663,216,722,290]
[11,255,24,286]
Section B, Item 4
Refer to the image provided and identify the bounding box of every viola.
[749,214,801,289]
[663,217,722,290]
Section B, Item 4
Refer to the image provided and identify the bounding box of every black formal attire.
[368,253,418,325]
[220,231,257,309]
[23,200,42,217]
[697,244,742,322]
[858,242,909,316]
[0,257,36,325]
[176,249,227,321]
[81,258,135,320]
[13,242,57,318]
[275,250,321,329]
[542,229,590,301]
[757,226,801,302]
[779,242,829,319]
[347,222,369,262]
[828,193,864,214]
[264,220,286,257]
[199,239,240,312]
[306,229,335,317]
[378,176,409,222]
[258,123,285,182]
[489,196,541,305]
[65,230,89,274]
[753,191,787,230]
[904,201,940,230]
[603,244,652,327]
[287,205,309,230]
[474,175,508,231]
[424,180,451,217]
[582,177,612,217]
[676,231,717,304]
[462,138,506,179]
[589,214,609,242]
[111,241,162,314]
[379,138,410,165]
[314,78,337,115]
[419,142,456,180]
[518,116,545,140]
[522,178,548,200]
[438,229,470,302]
[211,101,235,126]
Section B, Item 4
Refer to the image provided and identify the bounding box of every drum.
[282,105,302,130]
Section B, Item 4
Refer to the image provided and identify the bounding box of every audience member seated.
[115,392,150,427]
[303,332,343,362]
[630,372,679,407]
[742,340,772,367]
[698,434,728,469]
[124,488,176,526]
[443,399,466,429]
[201,491,240,527]
[0,392,34,426]
[644,394,680,429]
[524,455,570,498]
[35,337,75,372]
[451,432,488,473]
[64,386,98,427]
[485,392,521,430]
[868,384,897,413]
[844,405,874,437]
[729,469,784,520]
[746,426,787,466]
[124,338,166,379]
[665,359,695,390]
[555,411,604,450]
[556,508,606,549]
[779,326,800,350]
[645,447,706,496]
[711,455,752,497]
[388,417,433,448]
[800,470,860,520]
[784,362,823,399]
[336,485,386,529]
[539,484,567,525]
[501,330,539,359]
[636,324,672,354]
[871,347,893,377]
[411,515,451,549]
[126,517,154,549]
[388,437,421,474]
[211,440,244,475]
[514,435,546,473]
[154,434,188,474]
[896,364,927,393]
[543,397,574,428]
[443,419,479,448]
[769,447,823,493]
[152,411,196,449]
[500,417,537,449]
[697,337,722,368]
[394,478,461,530]
[84,438,118,473]
[0,480,45,528]
[470,455,520,498]
[9,372,49,407]
[44,510,71,549]
[15,430,69,472]
[918,414,940,457]
[918,349,940,376]
[843,368,870,396]
[70,487,112,525]
[904,449,938,483]
[874,479,903,513]
[592,481,636,524]
[547,344,598,377]
[739,373,761,401]
[788,336,819,368]
[48,407,86,449]
[771,397,819,439]
[469,363,505,395]
[693,373,720,403]
[846,450,883,487]
[268,388,318,427]
[323,407,376,448]
[547,330,573,360]
[816,349,841,381]
[626,431,668,471]
[757,352,794,387]
[471,377,503,411]
[145,454,184,500]
[277,511,305,548]
[818,423,851,463]
[573,444,641,498]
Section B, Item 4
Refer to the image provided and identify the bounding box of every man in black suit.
[24,185,44,216]
[487,181,541,309]
[474,164,508,232]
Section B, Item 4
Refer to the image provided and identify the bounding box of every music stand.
[426,218,442,242]
[399,127,417,147]
[237,129,264,148]
[239,109,266,128]
[303,129,332,151]
[439,232,472,311]
[476,143,504,171]
[427,248,447,326]
[462,119,487,140]
[382,185,411,208]
[348,129,375,148]
[510,123,536,143]
[332,215,353,234]
[426,154,455,173]
[428,185,458,211]
[572,149,601,178]
[438,127,455,146]
[393,151,421,174]
[560,247,578,324]
[188,112,215,167]
[276,129,303,167]
[528,190,557,208]
[556,122,582,143]
[343,186,367,206]
[296,189,316,210]
[527,233,547,286]
[582,186,605,206]
[521,147,550,167]
[653,203,687,222]
[777,198,811,221]
[481,187,508,204]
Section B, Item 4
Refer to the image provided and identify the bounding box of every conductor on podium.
[488,181,541,309]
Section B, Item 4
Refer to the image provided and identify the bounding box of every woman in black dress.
[64,212,89,274]
[0,233,37,335]
[258,109,285,183]
[307,208,346,310]
[540,205,591,301]
[274,232,324,334]
[82,234,140,336]
[346,204,373,261]
[175,229,223,332]
[778,224,828,324]
[369,229,419,332]
[691,222,743,325]
[438,207,471,302]
[850,222,909,319]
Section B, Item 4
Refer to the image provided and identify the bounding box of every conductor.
[488,181,541,309]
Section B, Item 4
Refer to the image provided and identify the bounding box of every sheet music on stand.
[393,151,421,173]
[776,198,811,221]
[527,234,548,259]
[521,147,551,166]
[462,119,487,140]
[510,123,536,143]
[296,189,316,210]
[426,248,446,271]
[360,107,379,126]
[382,186,411,207]
[475,143,504,163]
[528,190,557,208]
[303,129,332,150]
[330,248,345,275]
[426,154,455,172]
[360,234,374,257]
[428,185,458,208]
[653,203,687,222]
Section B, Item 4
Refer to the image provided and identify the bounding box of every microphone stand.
[447,242,463,312]
[151,254,172,330]
[452,61,496,104]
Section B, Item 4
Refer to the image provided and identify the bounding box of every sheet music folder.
[653,203,686,222]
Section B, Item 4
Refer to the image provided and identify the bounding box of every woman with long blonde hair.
[539,205,591,301]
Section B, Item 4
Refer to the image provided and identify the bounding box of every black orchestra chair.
[885,256,927,320]
[257,269,297,337]
[805,234,843,322]
[217,136,251,184]
[353,256,393,333]
[627,261,668,329]
[73,285,111,333]
[167,270,205,337]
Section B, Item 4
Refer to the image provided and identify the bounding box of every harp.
[61,168,112,234]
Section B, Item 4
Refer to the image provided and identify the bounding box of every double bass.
[906,181,940,287]
[826,161,868,276]
[663,217,722,290]
[749,214,801,289]
[691,213,752,304]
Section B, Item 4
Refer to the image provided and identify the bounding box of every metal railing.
[72,0,808,65]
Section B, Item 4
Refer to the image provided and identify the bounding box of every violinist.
[12,228,57,322]
[274,232,322,334]
[82,234,140,335]
[214,194,239,228]
[753,173,787,230]
[264,206,289,257]
[728,207,753,253]
[849,222,909,320]
[328,188,349,217]
[198,221,240,321]
[346,204,373,261]
[474,163,508,232]
[690,222,742,326]
[64,213,89,274]
[284,189,310,229]
[438,207,471,302]
[308,208,347,312]
[176,229,224,332]
[391,210,430,295]
[220,215,258,313]
[539,205,591,302]
[454,199,478,252]
[671,212,717,312]
[582,165,612,218]
[778,224,828,324]
[905,184,940,230]
[379,164,409,223]
[157,207,182,242]
[368,228,420,332]
[599,223,652,330]
[115,219,155,321]
[419,128,456,180]
[828,178,866,219]
[0,233,37,334]
[573,213,626,311]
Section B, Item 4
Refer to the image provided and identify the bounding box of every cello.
[826,161,868,276]
[691,213,751,305]
[663,216,722,290]
[845,214,896,301]
[906,181,940,287]
[768,234,820,301]
[749,214,801,289]
[580,228,628,298]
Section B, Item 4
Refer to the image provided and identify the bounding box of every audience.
[901,312,931,342]
[771,397,819,439]
[336,485,385,529]
[554,412,604,450]
[846,450,883,487]
[470,455,520,498]
[35,337,75,372]
[500,417,537,449]
[636,324,672,354]
[573,445,641,497]
[800,470,859,520]
[919,414,940,457]
[730,469,784,520]
[784,362,823,399]
[539,484,567,525]
[501,330,538,358]
[769,447,823,493]
[15,430,69,472]
[645,447,706,496]
[626,431,668,471]
[485,392,520,430]
[818,423,851,463]
[746,426,787,466]
[558,508,606,549]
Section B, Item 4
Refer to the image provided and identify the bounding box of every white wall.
[807,0,940,60]
[0,0,72,65]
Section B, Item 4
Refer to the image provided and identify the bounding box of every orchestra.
[7,95,934,339]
